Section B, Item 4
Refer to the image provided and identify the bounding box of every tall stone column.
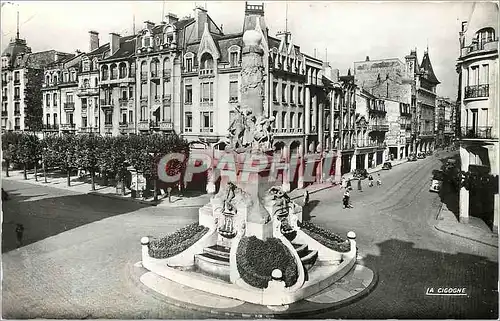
[318,102,324,150]
[312,95,318,132]
[297,143,305,189]
[459,146,470,224]
[305,87,311,134]
[335,153,342,182]
[350,154,356,172]
[282,146,291,192]
[364,153,369,169]
[372,152,376,169]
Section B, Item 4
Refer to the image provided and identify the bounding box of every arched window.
[142,30,151,48]
[200,53,213,69]
[164,26,174,44]
[92,59,98,71]
[150,59,159,77]
[476,27,496,48]
[228,45,240,67]
[119,62,127,78]
[101,66,109,80]
[46,75,50,84]
[184,52,194,72]
[110,64,118,80]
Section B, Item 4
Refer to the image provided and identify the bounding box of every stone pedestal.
[459,186,470,224]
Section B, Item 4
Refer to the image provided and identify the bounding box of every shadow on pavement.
[302,200,320,221]
[312,239,498,319]
[2,190,148,253]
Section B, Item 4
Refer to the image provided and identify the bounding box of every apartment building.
[2,35,70,133]
[456,2,498,231]
[436,96,455,147]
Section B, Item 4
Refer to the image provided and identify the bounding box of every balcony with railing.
[14,125,20,130]
[13,78,20,85]
[14,95,20,101]
[42,124,59,131]
[464,84,489,99]
[14,109,20,116]
[199,69,214,78]
[368,107,387,116]
[461,39,499,58]
[419,130,434,137]
[60,123,76,131]
[100,99,114,109]
[59,78,78,87]
[368,124,389,132]
[461,126,494,140]
[162,94,172,106]
[104,122,113,129]
[160,121,173,131]
[78,87,99,96]
[138,120,150,131]
[356,140,386,149]
[64,102,75,111]
[118,98,128,108]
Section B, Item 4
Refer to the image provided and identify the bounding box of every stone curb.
[129,262,378,318]
[434,224,498,248]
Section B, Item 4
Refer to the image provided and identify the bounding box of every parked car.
[417,153,425,159]
[353,168,368,179]
[408,153,417,162]
[429,170,444,193]
[382,162,392,170]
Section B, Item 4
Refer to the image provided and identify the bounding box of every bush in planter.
[236,236,298,289]
[299,221,351,253]
[148,222,209,259]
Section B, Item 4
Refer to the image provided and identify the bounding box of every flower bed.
[236,236,298,289]
[148,223,209,259]
[299,221,351,253]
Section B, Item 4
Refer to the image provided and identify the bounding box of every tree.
[40,134,59,183]
[1,132,22,177]
[17,134,40,180]
[24,68,44,133]
[76,134,102,191]
[55,135,78,186]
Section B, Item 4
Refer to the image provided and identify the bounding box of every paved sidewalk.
[435,203,498,248]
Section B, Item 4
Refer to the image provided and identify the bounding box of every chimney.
[194,6,208,40]
[143,21,154,30]
[365,56,370,61]
[110,33,121,56]
[89,31,99,52]
[164,13,179,25]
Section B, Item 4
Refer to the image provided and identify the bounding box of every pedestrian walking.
[346,178,352,190]
[15,223,24,248]
[376,173,382,186]
[343,189,353,209]
[368,175,374,187]
[341,176,346,189]
[357,178,363,191]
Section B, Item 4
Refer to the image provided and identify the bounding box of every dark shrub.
[236,236,299,289]
[148,223,209,258]
[300,221,351,252]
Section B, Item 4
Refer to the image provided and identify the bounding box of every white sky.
[1,1,480,99]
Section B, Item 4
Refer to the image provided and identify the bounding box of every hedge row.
[148,223,209,259]
[299,221,351,253]
[236,236,298,289]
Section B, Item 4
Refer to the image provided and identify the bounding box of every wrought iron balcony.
[368,124,389,132]
[100,99,114,109]
[118,98,128,107]
[64,102,75,111]
[368,108,387,115]
[60,123,76,130]
[199,69,214,78]
[138,120,150,131]
[461,39,499,57]
[104,122,113,129]
[461,126,493,139]
[42,124,59,131]
[160,121,173,131]
[464,84,489,99]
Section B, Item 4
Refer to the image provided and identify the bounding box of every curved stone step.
[203,245,230,260]
[292,243,309,257]
[194,253,230,282]
[301,250,319,267]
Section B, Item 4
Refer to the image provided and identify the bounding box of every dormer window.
[82,60,90,72]
[142,30,152,48]
[184,52,194,72]
[228,45,240,67]
[200,53,213,70]
[164,26,175,45]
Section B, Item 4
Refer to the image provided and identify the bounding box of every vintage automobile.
[407,153,417,162]
[353,168,368,179]
[417,153,426,159]
[382,162,392,170]
[430,170,445,193]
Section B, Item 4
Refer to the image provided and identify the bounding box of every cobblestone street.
[2,152,497,319]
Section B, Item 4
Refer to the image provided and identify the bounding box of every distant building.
[435,96,455,146]
[456,2,498,232]
[2,35,71,132]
